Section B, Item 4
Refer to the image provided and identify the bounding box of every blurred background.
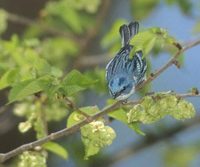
[0,0,200,167]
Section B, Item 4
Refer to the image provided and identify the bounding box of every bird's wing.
[131,51,147,84]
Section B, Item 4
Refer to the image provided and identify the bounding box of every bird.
[105,21,147,100]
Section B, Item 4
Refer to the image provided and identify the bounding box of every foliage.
[127,93,195,124]
[43,142,68,159]
[16,151,47,167]
[81,121,116,159]
[163,144,200,167]
[0,0,199,166]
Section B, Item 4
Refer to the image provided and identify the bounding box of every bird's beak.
[113,92,120,99]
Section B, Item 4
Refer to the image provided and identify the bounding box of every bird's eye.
[121,86,126,93]
[119,77,125,86]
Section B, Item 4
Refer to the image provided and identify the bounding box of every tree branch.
[6,0,111,53]
[0,38,200,163]
[7,12,77,40]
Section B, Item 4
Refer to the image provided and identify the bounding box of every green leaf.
[0,69,19,90]
[50,67,63,78]
[67,106,100,127]
[43,142,68,159]
[23,49,52,76]
[127,93,195,124]
[130,27,180,57]
[81,121,116,159]
[85,68,107,93]
[109,108,145,135]
[45,0,83,34]
[0,9,7,34]
[8,76,51,103]
[61,85,86,96]
[62,70,96,95]
[79,0,101,13]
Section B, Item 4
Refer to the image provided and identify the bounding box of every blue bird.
[105,21,147,100]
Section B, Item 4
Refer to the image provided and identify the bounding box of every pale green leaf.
[43,142,68,159]
[81,121,116,159]
[127,93,195,124]
[109,108,145,135]
[50,67,63,78]
[8,76,51,103]
[24,49,52,75]
[67,106,100,127]
[62,70,96,95]
[0,69,19,90]
[130,27,180,57]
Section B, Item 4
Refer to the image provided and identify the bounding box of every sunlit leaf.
[43,142,68,159]
[109,108,145,135]
[67,106,100,127]
[61,70,96,95]
[81,121,116,159]
[44,0,83,34]
[130,27,180,57]
[127,93,195,124]
[8,76,52,103]
[0,68,19,90]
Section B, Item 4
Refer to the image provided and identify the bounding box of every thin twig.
[78,0,111,52]
[6,0,111,53]
[7,12,77,40]
[135,38,200,91]
[64,97,91,119]
[0,38,200,163]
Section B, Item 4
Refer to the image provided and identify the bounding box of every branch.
[64,97,91,119]
[78,0,111,52]
[7,12,77,40]
[135,38,200,91]
[6,0,111,53]
[0,38,200,163]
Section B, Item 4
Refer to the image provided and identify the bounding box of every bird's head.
[108,75,135,100]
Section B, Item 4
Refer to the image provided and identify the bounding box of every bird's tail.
[119,21,139,47]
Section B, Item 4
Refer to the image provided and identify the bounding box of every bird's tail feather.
[119,21,139,47]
